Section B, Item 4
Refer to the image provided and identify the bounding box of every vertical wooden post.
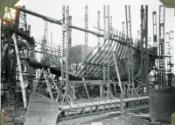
[85,5,88,55]
[113,53,124,116]
[71,84,76,100]
[84,5,88,78]
[64,6,72,103]
[97,11,101,49]
[65,6,69,101]
[107,5,110,83]
[158,5,165,87]
[100,84,103,98]
[82,78,90,99]
[102,5,107,98]
[122,21,125,35]
[125,5,134,95]
[61,5,65,86]
[0,19,1,110]
[107,5,111,97]
[103,5,106,84]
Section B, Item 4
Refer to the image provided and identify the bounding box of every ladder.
[13,34,27,108]
[34,68,60,101]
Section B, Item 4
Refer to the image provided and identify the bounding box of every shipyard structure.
[0,1,175,125]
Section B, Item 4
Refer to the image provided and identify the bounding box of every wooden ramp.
[24,92,61,125]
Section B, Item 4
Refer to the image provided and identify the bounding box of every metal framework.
[158,5,165,86]
[60,6,73,104]
[166,31,174,87]
[152,11,158,84]
[13,7,145,54]
[153,11,158,48]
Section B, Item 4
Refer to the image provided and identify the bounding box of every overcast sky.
[17,0,175,72]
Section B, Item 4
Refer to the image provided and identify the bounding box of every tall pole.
[107,5,110,91]
[84,5,88,77]
[85,5,88,51]
[152,11,158,84]
[127,6,132,38]
[61,6,65,86]
[44,21,48,43]
[140,5,148,83]
[166,31,174,88]
[103,5,106,83]
[153,11,157,48]
[97,11,101,48]
[41,21,48,60]
[0,18,1,110]
[125,5,134,92]
[66,6,69,93]
[64,6,72,103]
[122,21,125,35]
[158,5,165,87]
[69,16,72,47]
[50,31,53,47]
[125,5,132,39]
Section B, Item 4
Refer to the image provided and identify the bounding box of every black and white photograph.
[0,0,175,124]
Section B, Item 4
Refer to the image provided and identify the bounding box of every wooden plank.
[75,41,109,77]
[83,78,90,98]
[59,96,148,110]
[113,53,124,115]
[13,34,27,108]
[24,92,60,125]
[84,40,116,76]
[89,41,122,76]
[86,41,121,77]
[88,41,118,76]
[71,80,103,85]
